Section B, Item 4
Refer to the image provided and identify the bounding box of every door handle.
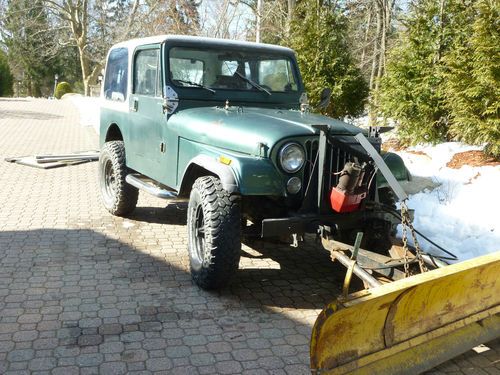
[131,98,139,112]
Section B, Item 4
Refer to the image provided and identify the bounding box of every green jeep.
[99,35,409,290]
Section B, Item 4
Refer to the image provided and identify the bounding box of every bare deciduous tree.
[42,0,102,95]
[346,0,400,124]
[200,0,253,40]
[243,0,296,44]
[38,0,203,96]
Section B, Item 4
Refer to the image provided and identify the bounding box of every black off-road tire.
[361,187,398,253]
[187,176,241,290]
[361,219,394,253]
[338,188,397,253]
[99,141,138,216]
[378,187,398,237]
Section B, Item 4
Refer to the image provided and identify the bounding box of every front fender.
[178,139,285,196]
[177,139,284,196]
[376,151,411,188]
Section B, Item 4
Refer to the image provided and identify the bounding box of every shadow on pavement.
[128,204,188,226]
[0,110,63,120]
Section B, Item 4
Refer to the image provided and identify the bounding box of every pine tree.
[444,0,500,156]
[376,0,451,145]
[2,0,58,96]
[288,0,368,118]
[377,0,499,154]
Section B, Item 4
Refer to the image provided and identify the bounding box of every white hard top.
[110,34,295,54]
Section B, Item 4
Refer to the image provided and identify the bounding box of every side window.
[104,48,128,102]
[134,49,160,97]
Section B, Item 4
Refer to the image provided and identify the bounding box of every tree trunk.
[27,79,33,97]
[361,9,372,67]
[256,0,263,42]
[125,0,140,39]
[381,0,395,77]
[369,0,394,125]
[375,6,386,92]
[77,44,91,96]
[369,0,382,92]
[286,0,296,37]
[368,0,382,126]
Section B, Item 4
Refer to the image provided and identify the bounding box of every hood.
[170,106,363,155]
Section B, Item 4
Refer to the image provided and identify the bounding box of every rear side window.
[134,49,160,97]
[104,48,128,102]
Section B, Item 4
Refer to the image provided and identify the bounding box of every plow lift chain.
[354,132,429,277]
[400,199,428,276]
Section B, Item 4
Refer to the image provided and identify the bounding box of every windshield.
[168,47,299,93]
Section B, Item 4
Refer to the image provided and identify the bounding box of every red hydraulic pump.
[330,162,368,213]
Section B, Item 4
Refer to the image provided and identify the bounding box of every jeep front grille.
[326,146,352,189]
[303,139,318,190]
[304,139,352,196]
[301,135,379,212]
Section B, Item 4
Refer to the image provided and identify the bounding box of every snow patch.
[67,96,100,135]
[393,142,500,262]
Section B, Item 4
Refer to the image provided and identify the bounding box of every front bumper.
[261,204,400,238]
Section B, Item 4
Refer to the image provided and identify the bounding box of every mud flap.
[310,252,500,374]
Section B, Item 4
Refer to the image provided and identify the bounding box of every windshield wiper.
[174,79,216,94]
[232,71,271,96]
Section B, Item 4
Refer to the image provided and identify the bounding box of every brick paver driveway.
[0,98,498,374]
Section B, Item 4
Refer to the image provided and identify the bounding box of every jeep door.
[128,46,165,181]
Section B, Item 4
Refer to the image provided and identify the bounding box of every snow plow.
[309,132,500,374]
[310,243,500,374]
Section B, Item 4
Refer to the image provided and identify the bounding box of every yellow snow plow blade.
[310,251,500,374]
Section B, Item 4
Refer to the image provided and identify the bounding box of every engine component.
[330,162,367,213]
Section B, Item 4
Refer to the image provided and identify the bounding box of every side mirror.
[317,87,331,110]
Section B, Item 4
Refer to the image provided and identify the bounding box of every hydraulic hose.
[380,204,458,262]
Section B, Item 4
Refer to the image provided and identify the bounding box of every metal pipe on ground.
[36,156,99,164]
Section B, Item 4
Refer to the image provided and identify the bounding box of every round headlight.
[279,143,305,173]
